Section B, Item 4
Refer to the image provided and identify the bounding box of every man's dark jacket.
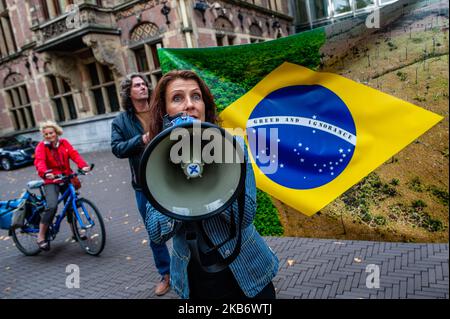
[111,110,147,191]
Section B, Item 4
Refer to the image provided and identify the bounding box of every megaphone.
[139,115,246,221]
[139,114,247,272]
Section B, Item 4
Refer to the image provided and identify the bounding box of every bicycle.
[10,164,106,256]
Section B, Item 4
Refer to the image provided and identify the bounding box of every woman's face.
[165,79,206,122]
[42,127,57,143]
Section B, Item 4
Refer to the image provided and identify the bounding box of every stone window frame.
[84,58,120,115]
[45,73,78,122]
[129,22,164,89]
[214,16,236,47]
[268,0,278,12]
[0,0,17,59]
[3,77,36,130]
[41,0,74,20]
[132,40,163,89]
[215,32,236,46]
[249,22,265,43]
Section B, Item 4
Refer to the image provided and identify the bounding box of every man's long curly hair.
[119,73,152,112]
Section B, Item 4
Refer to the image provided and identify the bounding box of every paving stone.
[1,150,448,300]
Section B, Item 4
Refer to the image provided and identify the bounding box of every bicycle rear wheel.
[71,198,105,256]
[11,226,41,256]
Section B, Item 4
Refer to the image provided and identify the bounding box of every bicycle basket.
[0,197,26,230]
[0,203,13,230]
[11,199,27,229]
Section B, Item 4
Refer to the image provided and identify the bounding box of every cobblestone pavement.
[0,151,448,299]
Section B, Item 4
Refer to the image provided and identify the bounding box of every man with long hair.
[111,73,171,296]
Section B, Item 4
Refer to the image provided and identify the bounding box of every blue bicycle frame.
[24,182,95,235]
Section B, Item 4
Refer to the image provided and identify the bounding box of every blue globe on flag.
[246,85,357,190]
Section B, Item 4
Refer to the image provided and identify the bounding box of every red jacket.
[34,138,88,184]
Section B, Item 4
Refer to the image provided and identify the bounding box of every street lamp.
[25,60,31,76]
[161,1,171,25]
[194,0,209,24]
[32,53,39,71]
[238,10,244,30]
[272,19,281,30]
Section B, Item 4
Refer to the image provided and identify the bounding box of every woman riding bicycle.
[34,120,90,251]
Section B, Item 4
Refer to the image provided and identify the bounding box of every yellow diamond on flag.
[220,62,442,216]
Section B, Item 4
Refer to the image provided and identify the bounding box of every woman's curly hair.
[39,120,63,136]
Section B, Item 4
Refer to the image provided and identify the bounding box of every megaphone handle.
[185,221,224,272]
[185,190,245,273]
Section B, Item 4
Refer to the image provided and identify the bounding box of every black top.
[111,110,146,190]
[187,255,245,299]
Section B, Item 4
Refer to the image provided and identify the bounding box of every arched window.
[130,22,163,88]
[130,22,160,44]
[214,17,235,46]
[213,16,234,32]
[249,23,263,37]
[3,73,35,130]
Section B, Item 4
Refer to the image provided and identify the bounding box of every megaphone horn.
[139,121,246,221]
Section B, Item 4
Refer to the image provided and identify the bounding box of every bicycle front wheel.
[71,198,105,256]
[11,226,41,256]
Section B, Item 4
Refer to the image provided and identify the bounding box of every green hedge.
[254,190,284,236]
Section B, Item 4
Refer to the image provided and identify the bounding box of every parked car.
[0,135,38,170]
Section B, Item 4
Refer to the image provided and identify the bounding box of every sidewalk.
[0,151,448,299]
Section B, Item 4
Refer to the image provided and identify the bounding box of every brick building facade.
[0,0,292,150]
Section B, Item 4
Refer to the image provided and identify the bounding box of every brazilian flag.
[158,29,442,216]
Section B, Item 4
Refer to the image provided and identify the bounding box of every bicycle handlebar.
[53,163,95,182]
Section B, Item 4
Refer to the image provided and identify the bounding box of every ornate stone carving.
[82,34,125,77]
[210,1,233,20]
[42,19,69,40]
[115,0,159,20]
[78,9,97,25]
[41,52,83,91]
[40,7,104,42]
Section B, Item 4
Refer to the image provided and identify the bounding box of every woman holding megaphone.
[141,70,279,299]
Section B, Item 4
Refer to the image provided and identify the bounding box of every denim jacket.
[145,138,279,298]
